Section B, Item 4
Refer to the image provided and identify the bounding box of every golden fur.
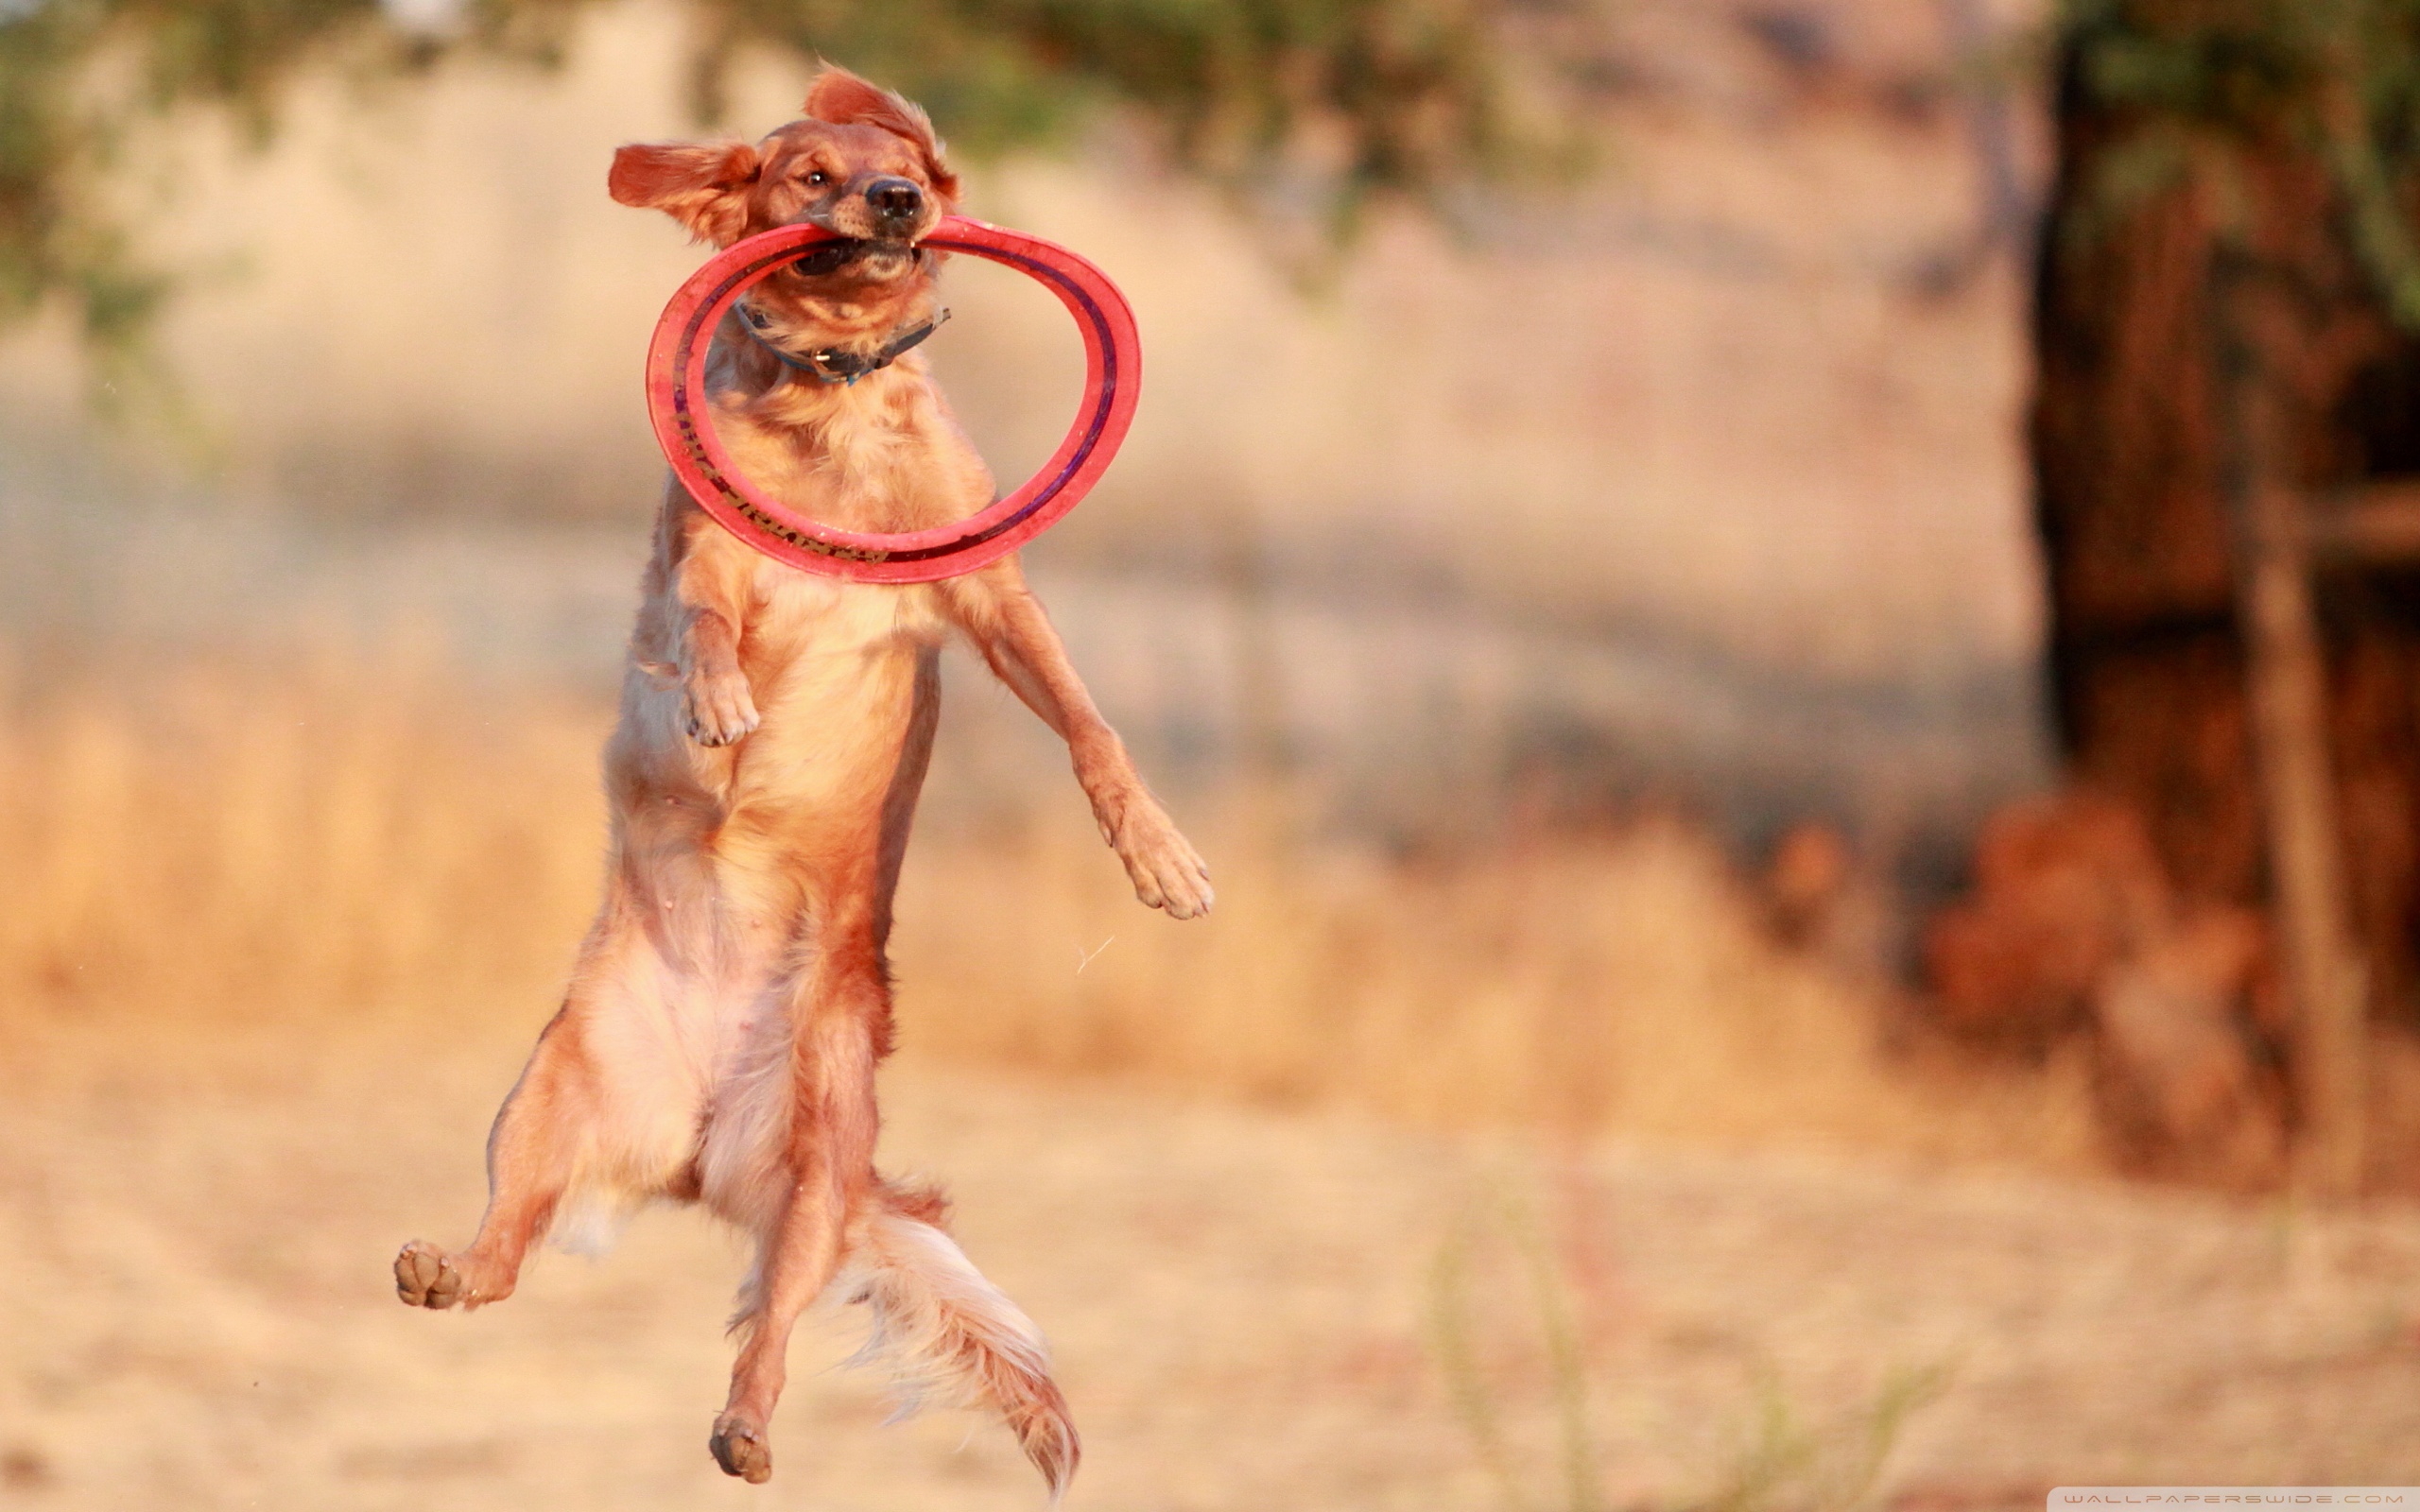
[392,67,1209,1497]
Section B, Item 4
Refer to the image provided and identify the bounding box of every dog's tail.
[841,1178,1080,1499]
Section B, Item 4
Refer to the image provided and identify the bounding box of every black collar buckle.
[738,301,951,387]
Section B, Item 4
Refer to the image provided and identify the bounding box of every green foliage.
[689,0,1514,207]
[0,0,1528,382]
[2,0,434,393]
[1431,1192,1600,1512]
[2059,0,2420,326]
[1690,1365,1949,1512]
[1427,1188,1945,1512]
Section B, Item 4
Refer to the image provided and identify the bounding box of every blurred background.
[4,0,2419,1504]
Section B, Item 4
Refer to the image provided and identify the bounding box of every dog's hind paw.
[393,1240,463,1310]
[709,1414,773,1484]
[684,667,760,747]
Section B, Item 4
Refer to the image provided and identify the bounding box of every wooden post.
[2237,484,2370,1196]
[2212,249,2369,1197]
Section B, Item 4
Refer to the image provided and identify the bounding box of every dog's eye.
[806,170,828,187]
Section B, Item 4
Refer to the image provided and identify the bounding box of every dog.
[391,65,1212,1496]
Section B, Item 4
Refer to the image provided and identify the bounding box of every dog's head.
[609,66,957,305]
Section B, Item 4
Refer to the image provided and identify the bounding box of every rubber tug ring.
[645,215,1142,584]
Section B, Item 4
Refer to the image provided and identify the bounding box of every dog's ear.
[608,140,762,246]
[800,66,960,204]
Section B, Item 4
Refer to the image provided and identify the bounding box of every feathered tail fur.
[839,1179,1080,1498]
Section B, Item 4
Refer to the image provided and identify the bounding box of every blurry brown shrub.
[1762,821,1854,950]
[2090,905,2289,1186]
[1757,819,1898,992]
[1922,790,2170,1051]
[1920,787,2303,1185]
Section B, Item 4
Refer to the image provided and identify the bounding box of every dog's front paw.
[684,666,760,747]
[1100,795,1214,919]
[710,1413,773,1484]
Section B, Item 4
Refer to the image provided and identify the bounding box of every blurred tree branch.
[0,0,1576,400]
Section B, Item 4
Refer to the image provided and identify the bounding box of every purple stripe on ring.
[669,235,1119,564]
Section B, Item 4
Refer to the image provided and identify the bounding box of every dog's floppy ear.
[800,66,959,204]
[608,140,762,246]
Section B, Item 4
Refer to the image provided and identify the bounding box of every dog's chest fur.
[702,371,961,674]
[740,549,946,689]
[662,365,966,833]
[708,342,987,537]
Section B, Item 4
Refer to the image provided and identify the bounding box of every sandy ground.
[5,1011,2420,1512]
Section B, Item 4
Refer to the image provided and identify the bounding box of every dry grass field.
[0,658,2097,1162]
[9,995,2420,1510]
[4,663,2420,1509]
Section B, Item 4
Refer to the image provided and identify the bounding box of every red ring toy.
[646,216,1140,582]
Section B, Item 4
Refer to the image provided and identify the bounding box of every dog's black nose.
[866,177,924,223]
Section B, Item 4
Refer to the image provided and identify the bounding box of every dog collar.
[736,301,951,386]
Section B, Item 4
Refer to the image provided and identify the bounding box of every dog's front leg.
[680,604,760,747]
[667,533,762,747]
[945,564,1214,919]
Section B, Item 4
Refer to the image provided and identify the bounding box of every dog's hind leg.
[707,890,890,1484]
[394,901,673,1311]
[707,647,940,1485]
[394,992,602,1310]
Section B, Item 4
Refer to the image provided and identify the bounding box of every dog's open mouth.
[786,235,921,279]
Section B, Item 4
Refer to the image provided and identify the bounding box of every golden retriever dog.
[391,66,1212,1496]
